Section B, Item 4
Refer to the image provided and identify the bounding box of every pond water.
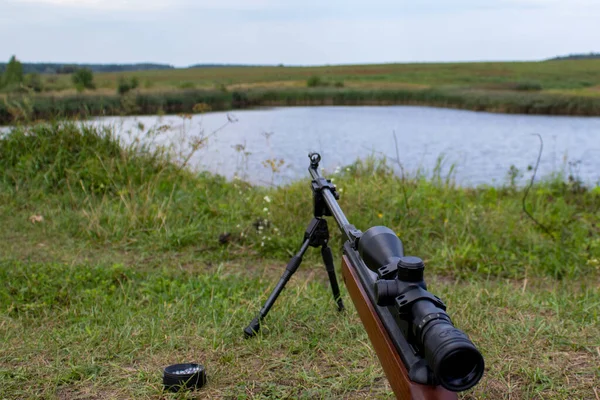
[95,106,600,186]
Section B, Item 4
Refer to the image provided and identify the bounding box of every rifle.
[244,153,484,399]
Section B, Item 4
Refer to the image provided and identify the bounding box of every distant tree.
[2,55,24,88]
[72,68,96,92]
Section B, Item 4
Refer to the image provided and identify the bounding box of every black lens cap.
[163,363,207,392]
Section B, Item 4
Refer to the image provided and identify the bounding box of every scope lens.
[421,321,485,392]
[437,348,484,391]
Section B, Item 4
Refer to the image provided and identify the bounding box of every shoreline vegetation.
[3,59,600,124]
[5,87,600,125]
[1,122,599,398]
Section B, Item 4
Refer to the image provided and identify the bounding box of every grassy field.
[3,60,600,123]
[0,122,599,399]
[34,60,600,92]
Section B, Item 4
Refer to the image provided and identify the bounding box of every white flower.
[331,178,335,182]
[236,224,241,228]
[273,227,279,232]
[263,207,269,212]
[264,195,271,203]
[261,242,265,247]
[346,168,350,172]
[258,226,264,231]
[338,188,344,193]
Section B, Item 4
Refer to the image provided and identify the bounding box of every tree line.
[1,55,97,93]
[548,52,600,61]
[0,62,174,75]
[0,55,141,95]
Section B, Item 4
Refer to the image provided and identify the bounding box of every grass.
[30,60,600,91]
[0,122,599,399]
[3,59,600,123]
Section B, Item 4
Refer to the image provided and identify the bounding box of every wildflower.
[346,168,350,172]
[236,224,241,228]
[338,188,344,193]
[29,215,44,224]
[261,242,265,247]
[334,166,341,174]
[264,195,271,203]
[263,207,269,212]
[273,227,279,232]
[377,213,383,218]
[331,178,335,183]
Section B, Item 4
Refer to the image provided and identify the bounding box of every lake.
[95,106,600,186]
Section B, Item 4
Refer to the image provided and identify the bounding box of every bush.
[72,68,96,92]
[24,73,44,92]
[177,81,196,90]
[130,76,140,90]
[515,81,543,91]
[307,76,324,87]
[307,76,342,88]
[117,76,139,95]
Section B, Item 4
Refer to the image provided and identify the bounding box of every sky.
[1,0,599,66]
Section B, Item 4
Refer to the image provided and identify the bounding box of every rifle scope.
[358,227,485,392]
[307,153,484,392]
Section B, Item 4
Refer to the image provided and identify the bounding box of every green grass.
[3,60,600,124]
[33,60,600,91]
[0,123,599,398]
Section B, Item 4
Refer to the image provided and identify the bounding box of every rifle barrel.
[309,165,355,243]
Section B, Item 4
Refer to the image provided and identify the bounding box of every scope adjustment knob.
[397,256,425,282]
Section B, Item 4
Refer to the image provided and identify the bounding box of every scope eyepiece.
[420,319,485,391]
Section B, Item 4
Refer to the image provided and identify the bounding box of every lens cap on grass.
[163,363,206,392]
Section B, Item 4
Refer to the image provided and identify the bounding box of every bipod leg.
[244,237,311,338]
[321,244,345,311]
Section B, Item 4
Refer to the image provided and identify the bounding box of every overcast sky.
[1,0,599,66]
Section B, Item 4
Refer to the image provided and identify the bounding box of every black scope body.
[357,226,485,392]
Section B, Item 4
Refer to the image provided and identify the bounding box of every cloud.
[1,0,599,64]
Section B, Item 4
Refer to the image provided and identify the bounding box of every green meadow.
[0,121,598,398]
[3,60,600,124]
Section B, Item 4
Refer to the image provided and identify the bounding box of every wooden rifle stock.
[341,255,457,400]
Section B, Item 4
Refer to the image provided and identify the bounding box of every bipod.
[244,217,345,338]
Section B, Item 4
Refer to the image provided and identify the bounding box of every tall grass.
[1,122,598,279]
[4,88,600,125]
